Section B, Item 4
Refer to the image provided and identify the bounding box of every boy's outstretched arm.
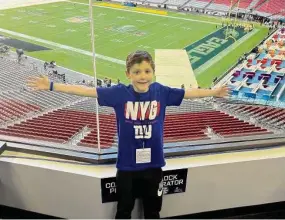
[184,86,230,99]
[27,75,98,98]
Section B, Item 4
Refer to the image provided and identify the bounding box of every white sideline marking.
[0,27,125,65]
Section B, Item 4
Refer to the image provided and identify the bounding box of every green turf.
[69,0,235,24]
[196,27,268,88]
[0,2,216,56]
[0,30,127,83]
[0,0,268,87]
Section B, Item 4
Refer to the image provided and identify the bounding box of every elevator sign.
[162,169,188,195]
[101,169,188,203]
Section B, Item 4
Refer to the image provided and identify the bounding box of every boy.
[27,50,229,219]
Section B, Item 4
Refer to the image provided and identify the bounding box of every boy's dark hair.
[126,50,155,73]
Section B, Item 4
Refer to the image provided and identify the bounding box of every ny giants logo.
[124,101,160,139]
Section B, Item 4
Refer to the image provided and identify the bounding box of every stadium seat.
[257,0,285,14]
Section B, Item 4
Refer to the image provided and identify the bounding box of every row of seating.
[0,99,41,122]
[257,0,285,14]
[0,107,271,148]
[224,28,285,101]
[0,56,276,149]
[0,57,36,91]
[232,104,285,122]
[171,0,284,14]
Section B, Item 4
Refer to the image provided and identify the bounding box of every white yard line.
[194,29,259,76]
[68,0,221,25]
[0,27,125,65]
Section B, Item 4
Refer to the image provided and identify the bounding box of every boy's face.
[126,60,154,93]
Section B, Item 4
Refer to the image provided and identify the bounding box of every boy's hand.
[27,75,98,97]
[27,75,50,91]
[184,86,231,99]
[213,86,230,98]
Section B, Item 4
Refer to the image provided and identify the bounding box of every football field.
[0,0,269,87]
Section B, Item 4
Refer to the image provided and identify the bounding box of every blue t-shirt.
[97,82,185,171]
